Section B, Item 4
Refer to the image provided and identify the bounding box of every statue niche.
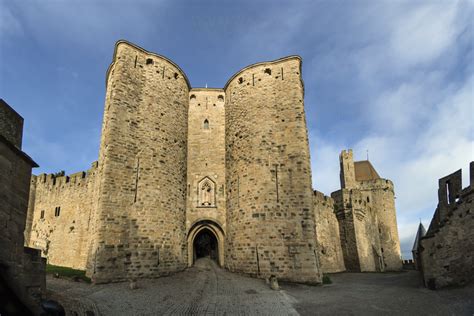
[198,177,216,207]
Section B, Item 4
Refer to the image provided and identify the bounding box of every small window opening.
[174,73,179,79]
[367,196,370,203]
[446,181,451,204]
[146,58,153,65]
[218,95,224,101]
[40,210,45,219]
[203,119,209,129]
[190,94,196,100]
[264,68,272,75]
[54,206,61,217]
[238,77,244,84]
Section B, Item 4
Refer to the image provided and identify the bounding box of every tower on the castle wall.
[340,149,357,189]
[87,41,191,283]
[186,88,226,268]
[332,149,402,272]
[224,57,322,283]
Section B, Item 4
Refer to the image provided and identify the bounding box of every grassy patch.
[322,274,332,284]
[46,264,91,283]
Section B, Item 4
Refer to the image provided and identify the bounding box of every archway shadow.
[187,220,225,267]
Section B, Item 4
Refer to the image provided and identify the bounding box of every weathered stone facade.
[313,190,345,273]
[186,89,226,268]
[224,56,321,283]
[419,162,473,289]
[27,163,98,270]
[331,150,402,272]
[25,41,403,284]
[0,99,45,313]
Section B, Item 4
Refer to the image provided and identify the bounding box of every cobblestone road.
[48,258,298,315]
[47,259,474,315]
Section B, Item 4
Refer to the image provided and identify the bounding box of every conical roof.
[412,223,427,252]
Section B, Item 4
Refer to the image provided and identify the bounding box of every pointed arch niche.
[198,177,216,207]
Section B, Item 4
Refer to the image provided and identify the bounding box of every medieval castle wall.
[26,163,98,270]
[313,190,345,273]
[23,41,403,284]
[419,163,473,289]
[224,57,321,283]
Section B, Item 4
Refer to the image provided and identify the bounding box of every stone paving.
[47,258,298,315]
[47,258,474,315]
[286,271,474,315]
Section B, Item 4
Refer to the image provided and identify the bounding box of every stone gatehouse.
[25,40,402,284]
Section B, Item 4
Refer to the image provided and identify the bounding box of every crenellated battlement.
[33,161,98,189]
[358,178,394,191]
[313,190,335,208]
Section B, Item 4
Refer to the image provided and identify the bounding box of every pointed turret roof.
[412,223,427,252]
[354,160,380,181]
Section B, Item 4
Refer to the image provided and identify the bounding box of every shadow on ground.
[46,258,473,315]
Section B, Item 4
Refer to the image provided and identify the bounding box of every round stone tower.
[224,57,322,283]
[88,41,190,282]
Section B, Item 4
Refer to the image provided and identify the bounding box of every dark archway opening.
[193,229,218,263]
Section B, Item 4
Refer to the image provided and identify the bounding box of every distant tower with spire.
[412,222,426,270]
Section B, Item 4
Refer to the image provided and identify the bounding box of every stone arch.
[187,219,225,267]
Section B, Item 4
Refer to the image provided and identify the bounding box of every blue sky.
[1,0,473,259]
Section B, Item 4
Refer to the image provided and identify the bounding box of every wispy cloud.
[304,0,473,258]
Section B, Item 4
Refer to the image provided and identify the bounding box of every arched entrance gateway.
[187,220,225,267]
[194,229,218,261]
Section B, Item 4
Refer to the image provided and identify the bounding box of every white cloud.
[307,1,473,258]
[389,2,460,68]
[309,132,343,195]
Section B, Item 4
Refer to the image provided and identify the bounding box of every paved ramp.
[48,258,298,315]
